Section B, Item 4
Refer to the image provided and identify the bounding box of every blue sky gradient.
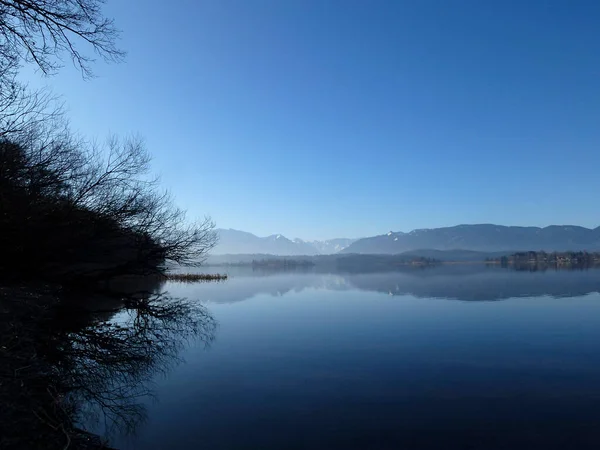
[22,0,600,240]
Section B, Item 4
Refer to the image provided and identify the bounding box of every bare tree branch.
[0,0,124,78]
[1,128,218,281]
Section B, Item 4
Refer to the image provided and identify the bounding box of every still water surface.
[113,266,600,449]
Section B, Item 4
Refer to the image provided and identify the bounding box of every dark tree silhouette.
[0,0,122,138]
[0,131,217,282]
[0,3,220,448]
[0,79,61,138]
[0,2,217,281]
[0,0,124,77]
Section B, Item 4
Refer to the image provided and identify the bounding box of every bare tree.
[0,0,124,78]
[1,128,217,280]
[0,0,124,147]
[64,135,218,267]
[0,79,62,139]
[0,1,217,278]
[0,0,124,156]
[0,0,123,139]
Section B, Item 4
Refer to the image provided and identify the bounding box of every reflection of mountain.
[345,266,600,301]
[182,266,600,303]
[167,270,351,304]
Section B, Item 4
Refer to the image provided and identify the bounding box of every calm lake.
[109,266,600,449]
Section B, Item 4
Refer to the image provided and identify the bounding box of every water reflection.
[1,280,216,450]
[8,267,600,449]
[121,267,600,450]
[178,265,600,303]
[67,294,216,437]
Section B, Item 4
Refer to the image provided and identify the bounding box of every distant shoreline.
[205,251,600,271]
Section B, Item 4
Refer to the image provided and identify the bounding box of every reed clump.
[164,273,228,283]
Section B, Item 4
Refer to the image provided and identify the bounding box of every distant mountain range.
[215,224,600,256]
[213,229,356,255]
[342,224,600,254]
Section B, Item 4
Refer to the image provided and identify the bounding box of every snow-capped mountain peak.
[214,229,356,255]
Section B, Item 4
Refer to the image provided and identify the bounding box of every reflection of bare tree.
[65,294,216,437]
[1,287,217,449]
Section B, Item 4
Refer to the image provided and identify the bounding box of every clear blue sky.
[22,0,600,240]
